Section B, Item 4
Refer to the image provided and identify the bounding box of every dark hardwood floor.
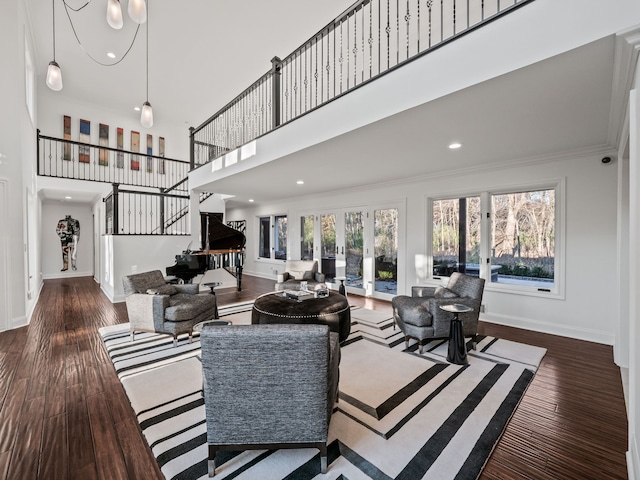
[0,276,628,479]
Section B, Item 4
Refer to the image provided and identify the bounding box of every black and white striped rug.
[99,302,546,480]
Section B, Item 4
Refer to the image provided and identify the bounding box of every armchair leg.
[173,336,178,348]
[188,332,193,344]
[319,444,328,474]
[208,446,216,477]
[130,331,135,342]
[419,342,424,355]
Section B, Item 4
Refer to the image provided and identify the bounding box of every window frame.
[428,178,565,299]
[257,214,288,261]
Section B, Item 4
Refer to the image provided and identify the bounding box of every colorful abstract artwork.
[79,119,90,163]
[131,131,140,171]
[159,136,165,175]
[116,127,124,168]
[63,115,71,161]
[99,123,109,166]
[146,134,153,173]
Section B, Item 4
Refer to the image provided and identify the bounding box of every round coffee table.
[251,291,351,342]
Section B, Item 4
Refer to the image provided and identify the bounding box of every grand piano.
[166,214,246,289]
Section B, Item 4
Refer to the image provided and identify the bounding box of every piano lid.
[201,214,246,251]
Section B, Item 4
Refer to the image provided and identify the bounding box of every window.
[274,215,287,260]
[490,189,555,289]
[431,184,560,295]
[259,217,270,258]
[258,215,287,260]
[300,215,314,260]
[432,196,481,278]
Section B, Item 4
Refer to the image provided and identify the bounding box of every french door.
[303,203,402,299]
[318,208,366,296]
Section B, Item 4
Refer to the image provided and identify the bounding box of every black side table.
[203,282,222,319]
[439,304,473,365]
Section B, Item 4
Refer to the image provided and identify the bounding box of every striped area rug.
[99,302,546,480]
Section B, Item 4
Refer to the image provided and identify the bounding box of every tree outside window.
[491,189,555,288]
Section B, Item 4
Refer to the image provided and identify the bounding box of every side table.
[439,304,473,365]
[334,276,347,296]
[203,281,222,319]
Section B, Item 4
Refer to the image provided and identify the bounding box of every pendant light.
[46,0,63,91]
[128,0,147,24]
[140,1,153,128]
[106,0,124,29]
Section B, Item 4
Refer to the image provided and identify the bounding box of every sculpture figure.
[56,215,80,271]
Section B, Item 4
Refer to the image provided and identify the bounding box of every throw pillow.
[302,270,314,280]
[147,284,178,296]
[434,286,458,299]
[289,270,305,280]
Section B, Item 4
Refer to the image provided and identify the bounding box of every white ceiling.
[27,1,619,207]
[28,0,351,127]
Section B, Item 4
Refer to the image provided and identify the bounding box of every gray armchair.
[122,270,217,346]
[392,272,485,354]
[200,323,340,477]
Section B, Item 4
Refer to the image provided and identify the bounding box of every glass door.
[320,213,336,283]
[373,208,398,297]
[318,209,365,295]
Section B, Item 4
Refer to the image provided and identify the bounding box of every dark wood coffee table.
[251,291,351,342]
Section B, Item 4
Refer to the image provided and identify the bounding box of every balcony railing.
[38,130,190,191]
[191,0,534,167]
[104,184,191,235]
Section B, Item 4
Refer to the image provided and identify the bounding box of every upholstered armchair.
[122,270,217,346]
[275,259,326,291]
[200,323,340,477]
[392,272,485,354]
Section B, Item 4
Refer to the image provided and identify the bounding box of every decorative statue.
[56,215,80,271]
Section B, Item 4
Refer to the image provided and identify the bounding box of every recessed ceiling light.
[134,106,141,112]
[248,199,254,202]
[64,196,72,200]
[296,180,304,185]
[107,52,116,59]
[449,142,462,149]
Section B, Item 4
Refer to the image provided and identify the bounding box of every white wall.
[0,0,39,330]
[41,202,94,279]
[100,235,192,302]
[37,89,190,161]
[228,151,618,346]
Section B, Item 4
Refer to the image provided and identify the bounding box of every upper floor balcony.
[188,0,640,208]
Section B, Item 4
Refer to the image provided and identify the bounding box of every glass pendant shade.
[128,0,147,24]
[140,101,153,128]
[46,61,63,91]
[106,0,124,29]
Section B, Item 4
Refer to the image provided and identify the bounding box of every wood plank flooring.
[0,276,629,479]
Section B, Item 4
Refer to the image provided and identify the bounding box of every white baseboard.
[10,315,27,329]
[628,434,639,480]
[43,270,94,280]
[480,311,615,345]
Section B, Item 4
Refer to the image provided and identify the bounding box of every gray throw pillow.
[302,270,314,280]
[147,284,178,296]
[434,286,458,299]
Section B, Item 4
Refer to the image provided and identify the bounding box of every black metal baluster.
[406,0,411,59]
